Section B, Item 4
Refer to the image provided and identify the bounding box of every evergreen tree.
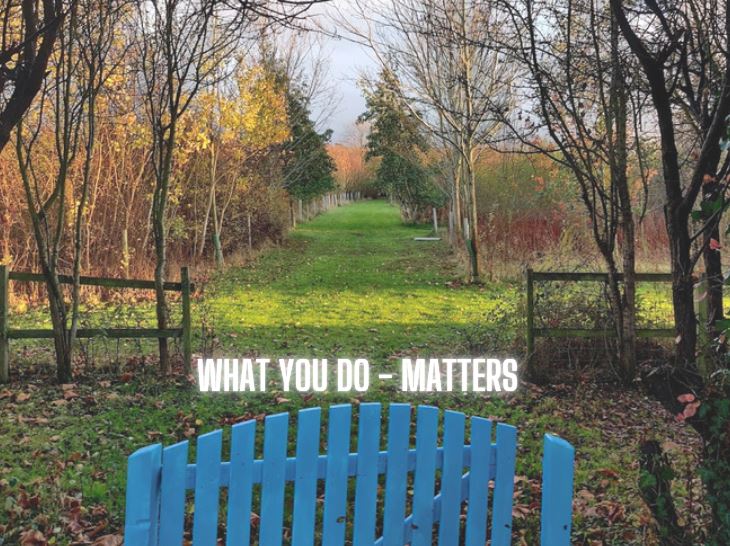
[359,68,442,222]
[283,85,336,202]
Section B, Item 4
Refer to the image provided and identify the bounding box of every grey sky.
[308,2,378,144]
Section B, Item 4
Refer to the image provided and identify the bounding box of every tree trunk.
[122,227,130,277]
[213,233,223,268]
[638,441,692,546]
[453,155,463,240]
[611,24,637,381]
[212,191,224,268]
[701,179,723,362]
[154,205,169,373]
[46,278,72,383]
[620,211,637,381]
[604,262,628,381]
[247,213,252,251]
[153,132,173,374]
[463,151,480,282]
[667,207,698,369]
[199,166,215,258]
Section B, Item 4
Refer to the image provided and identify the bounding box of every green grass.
[202,200,520,364]
[0,200,704,544]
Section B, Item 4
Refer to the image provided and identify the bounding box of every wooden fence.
[525,270,680,365]
[0,265,193,382]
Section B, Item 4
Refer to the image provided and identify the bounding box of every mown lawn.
[0,200,704,544]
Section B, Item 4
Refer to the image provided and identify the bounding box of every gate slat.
[353,403,382,546]
[438,410,465,545]
[322,404,352,546]
[411,405,439,546]
[465,417,492,546]
[292,408,322,546]
[381,403,410,544]
[124,444,162,546]
[491,423,518,546]
[226,420,256,546]
[159,441,188,544]
[259,412,289,546]
[192,430,223,546]
[540,435,575,545]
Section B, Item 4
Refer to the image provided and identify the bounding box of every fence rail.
[525,269,679,366]
[0,265,194,382]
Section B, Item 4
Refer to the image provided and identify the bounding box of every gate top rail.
[8,270,194,292]
[529,270,672,282]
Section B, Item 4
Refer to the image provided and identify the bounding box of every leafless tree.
[610,1,730,541]
[270,30,340,131]
[132,0,327,373]
[342,0,513,282]
[496,0,651,381]
[0,0,65,152]
[611,0,730,373]
[15,0,123,382]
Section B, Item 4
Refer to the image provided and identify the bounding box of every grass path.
[204,199,518,364]
[0,200,702,545]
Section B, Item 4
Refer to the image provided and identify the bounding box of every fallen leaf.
[63,390,79,400]
[20,529,47,546]
[92,534,123,546]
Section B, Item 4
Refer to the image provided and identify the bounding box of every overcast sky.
[307,1,378,144]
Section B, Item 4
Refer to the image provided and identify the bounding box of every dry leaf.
[92,534,123,546]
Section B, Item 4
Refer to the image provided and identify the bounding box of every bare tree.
[133,0,326,373]
[133,0,236,372]
[609,1,730,541]
[343,0,513,282]
[267,30,340,131]
[496,0,650,381]
[15,0,122,382]
[0,0,65,152]
[611,0,730,372]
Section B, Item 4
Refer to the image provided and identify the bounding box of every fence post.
[448,211,455,245]
[694,274,709,376]
[247,214,253,251]
[181,267,192,375]
[526,268,535,370]
[0,265,8,383]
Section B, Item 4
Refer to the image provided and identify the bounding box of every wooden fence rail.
[0,265,194,382]
[525,269,681,367]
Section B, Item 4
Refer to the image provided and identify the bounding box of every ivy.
[696,392,730,544]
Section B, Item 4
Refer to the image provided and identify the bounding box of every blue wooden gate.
[125,403,574,545]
